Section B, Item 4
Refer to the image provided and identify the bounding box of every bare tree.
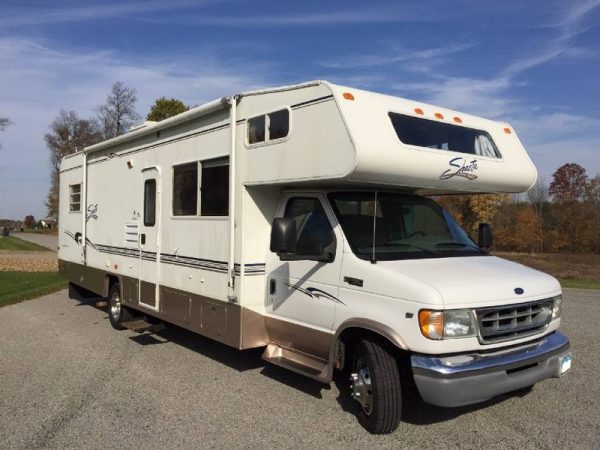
[527,177,549,216]
[0,116,12,148]
[97,81,141,139]
[45,110,102,219]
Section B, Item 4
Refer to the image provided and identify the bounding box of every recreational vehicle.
[59,81,571,434]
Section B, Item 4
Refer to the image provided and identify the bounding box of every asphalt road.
[11,232,58,252]
[0,288,597,449]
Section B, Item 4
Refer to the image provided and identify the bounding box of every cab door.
[265,194,344,333]
[138,167,161,311]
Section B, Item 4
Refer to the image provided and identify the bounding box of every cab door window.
[284,197,336,257]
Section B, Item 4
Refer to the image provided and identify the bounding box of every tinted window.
[144,179,156,226]
[284,198,335,256]
[268,109,289,140]
[173,162,198,216]
[389,113,501,158]
[201,159,229,216]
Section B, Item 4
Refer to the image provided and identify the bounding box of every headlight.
[418,309,477,340]
[552,294,562,320]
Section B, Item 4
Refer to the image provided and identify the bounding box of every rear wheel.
[108,282,135,330]
[349,339,402,434]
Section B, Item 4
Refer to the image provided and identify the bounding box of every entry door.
[266,194,343,332]
[139,168,161,311]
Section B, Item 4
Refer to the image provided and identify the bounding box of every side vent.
[124,222,139,247]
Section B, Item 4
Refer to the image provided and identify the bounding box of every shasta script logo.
[440,157,479,181]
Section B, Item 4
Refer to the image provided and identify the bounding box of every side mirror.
[478,223,492,249]
[270,218,297,254]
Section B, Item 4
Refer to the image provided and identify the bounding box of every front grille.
[475,299,553,344]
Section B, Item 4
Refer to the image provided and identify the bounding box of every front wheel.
[349,339,402,434]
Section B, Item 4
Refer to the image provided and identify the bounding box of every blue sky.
[1,0,599,220]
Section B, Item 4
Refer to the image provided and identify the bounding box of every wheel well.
[105,274,120,297]
[337,327,410,371]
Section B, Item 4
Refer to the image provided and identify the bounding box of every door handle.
[269,278,276,295]
[140,233,146,245]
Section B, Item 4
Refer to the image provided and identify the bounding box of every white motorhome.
[59,81,571,434]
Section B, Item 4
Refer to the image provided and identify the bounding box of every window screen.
[201,158,229,216]
[248,116,265,144]
[268,109,289,140]
[173,162,198,216]
[144,179,156,226]
[389,112,501,158]
[69,184,81,212]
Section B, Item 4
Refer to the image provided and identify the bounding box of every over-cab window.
[69,184,81,212]
[389,112,501,158]
[172,157,229,217]
[247,108,290,145]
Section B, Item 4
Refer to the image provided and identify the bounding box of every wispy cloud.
[0,36,273,218]
[321,43,473,69]
[1,0,204,27]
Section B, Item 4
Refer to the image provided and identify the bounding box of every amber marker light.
[414,108,424,115]
[504,127,512,134]
[434,112,444,119]
[453,116,463,123]
[418,310,444,340]
[342,92,355,100]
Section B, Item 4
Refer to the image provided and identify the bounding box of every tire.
[349,339,402,434]
[107,282,135,330]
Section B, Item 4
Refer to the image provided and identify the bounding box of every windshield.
[328,192,484,261]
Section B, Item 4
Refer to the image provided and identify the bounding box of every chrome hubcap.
[349,357,373,415]
[110,291,121,320]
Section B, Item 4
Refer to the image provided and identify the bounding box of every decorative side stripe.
[93,242,266,274]
[284,283,346,306]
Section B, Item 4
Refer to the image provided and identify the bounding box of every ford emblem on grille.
[514,287,524,295]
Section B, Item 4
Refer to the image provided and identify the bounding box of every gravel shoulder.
[0,289,597,449]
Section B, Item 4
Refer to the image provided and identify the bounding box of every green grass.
[0,272,67,307]
[0,236,50,251]
[559,278,600,290]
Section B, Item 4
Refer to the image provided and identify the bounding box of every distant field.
[0,272,66,307]
[495,252,600,290]
[0,236,51,251]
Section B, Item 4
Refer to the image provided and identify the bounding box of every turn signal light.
[504,127,512,134]
[434,112,444,119]
[419,310,444,340]
[453,116,463,123]
[343,92,355,100]
[414,108,424,115]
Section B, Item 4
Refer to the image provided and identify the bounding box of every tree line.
[44,82,189,219]
[438,163,600,254]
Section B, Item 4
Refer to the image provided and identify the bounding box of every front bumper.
[411,331,571,407]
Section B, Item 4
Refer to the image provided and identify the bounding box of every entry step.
[122,320,165,333]
[262,343,329,382]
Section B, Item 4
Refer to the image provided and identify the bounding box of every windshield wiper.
[434,241,480,250]
[382,242,441,255]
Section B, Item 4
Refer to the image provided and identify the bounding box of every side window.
[247,108,290,145]
[144,179,156,226]
[173,162,198,216]
[284,197,335,256]
[201,158,229,216]
[69,183,81,212]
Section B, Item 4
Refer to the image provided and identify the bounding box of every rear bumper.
[411,331,571,407]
